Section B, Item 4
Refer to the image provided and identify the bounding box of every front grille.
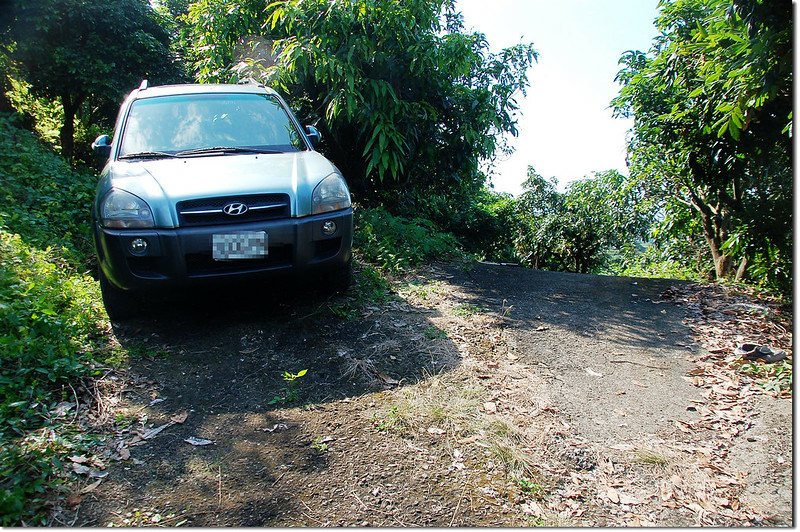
[177,194,291,227]
[185,245,292,277]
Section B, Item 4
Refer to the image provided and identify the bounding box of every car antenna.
[139,79,148,91]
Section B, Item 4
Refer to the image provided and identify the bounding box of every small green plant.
[515,477,545,498]
[424,325,448,340]
[452,303,483,317]
[741,359,792,395]
[268,369,308,405]
[635,448,669,466]
[311,438,329,453]
[525,515,549,527]
[399,280,446,302]
[372,405,402,432]
[327,263,391,320]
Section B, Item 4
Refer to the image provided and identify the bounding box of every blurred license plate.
[212,231,267,260]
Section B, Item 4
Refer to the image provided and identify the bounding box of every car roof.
[131,82,278,100]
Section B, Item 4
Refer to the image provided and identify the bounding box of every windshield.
[118,93,305,157]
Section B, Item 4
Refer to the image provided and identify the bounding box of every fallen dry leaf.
[80,479,102,494]
[141,422,172,440]
[184,436,214,446]
[72,463,91,475]
[375,371,400,385]
[170,411,189,424]
[263,423,289,433]
[618,492,643,505]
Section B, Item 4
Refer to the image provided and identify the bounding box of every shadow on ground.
[447,262,694,352]
[79,279,465,526]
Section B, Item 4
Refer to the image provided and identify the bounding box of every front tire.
[99,270,140,320]
[319,259,352,295]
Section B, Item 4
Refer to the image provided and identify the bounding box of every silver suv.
[91,81,353,318]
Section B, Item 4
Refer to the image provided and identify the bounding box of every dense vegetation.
[0,0,792,523]
[612,0,792,291]
[0,115,111,524]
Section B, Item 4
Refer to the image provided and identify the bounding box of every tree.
[514,168,650,274]
[184,0,536,205]
[612,0,792,287]
[6,0,184,160]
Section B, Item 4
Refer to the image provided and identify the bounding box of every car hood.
[97,151,340,227]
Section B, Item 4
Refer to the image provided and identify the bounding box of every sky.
[456,0,661,195]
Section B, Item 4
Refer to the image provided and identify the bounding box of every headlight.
[100,189,155,228]
[312,174,351,215]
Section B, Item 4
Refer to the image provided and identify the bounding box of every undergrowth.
[0,114,110,525]
[354,206,465,274]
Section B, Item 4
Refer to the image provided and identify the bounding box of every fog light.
[321,220,337,235]
[130,238,148,255]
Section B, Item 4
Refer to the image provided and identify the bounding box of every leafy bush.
[408,187,520,263]
[354,207,462,273]
[0,115,109,524]
[0,232,108,524]
[0,114,97,267]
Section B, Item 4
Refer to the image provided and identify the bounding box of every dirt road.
[72,262,792,527]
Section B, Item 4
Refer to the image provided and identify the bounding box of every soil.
[67,262,792,527]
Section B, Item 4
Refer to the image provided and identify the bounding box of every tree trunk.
[60,99,76,161]
[698,214,732,279]
[689,188,734,279]
[735,256,748,281]
[59,93,84,161]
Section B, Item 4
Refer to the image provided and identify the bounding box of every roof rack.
[139,79,148,91]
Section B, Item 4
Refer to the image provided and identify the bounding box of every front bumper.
[95,209,353,291]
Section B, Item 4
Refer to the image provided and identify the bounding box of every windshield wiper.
[175,146,283,157]
[118,151,176,160]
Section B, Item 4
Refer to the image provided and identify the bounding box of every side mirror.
[92,134,112,159]
[304,125,322,148]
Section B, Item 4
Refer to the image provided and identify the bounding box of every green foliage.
[424,326,448,340]
[0,232,109,524]
[452,303,483,318]
[269,368,308,404]
[407,187,520,263]
[515,476,545,498]
[326,262,391,321]
[0,115,97,267]
[740,359,792,396]
[514,167,652,274]
[611,0,792,291]
[5,0,187,159]
[354,207,463,274]
[185,0,536,205]
[0,117,110,525]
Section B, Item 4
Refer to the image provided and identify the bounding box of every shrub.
[0,114,97,267]
[0,232,109,524]
[0,116,108,525]
[354,206,462,273]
